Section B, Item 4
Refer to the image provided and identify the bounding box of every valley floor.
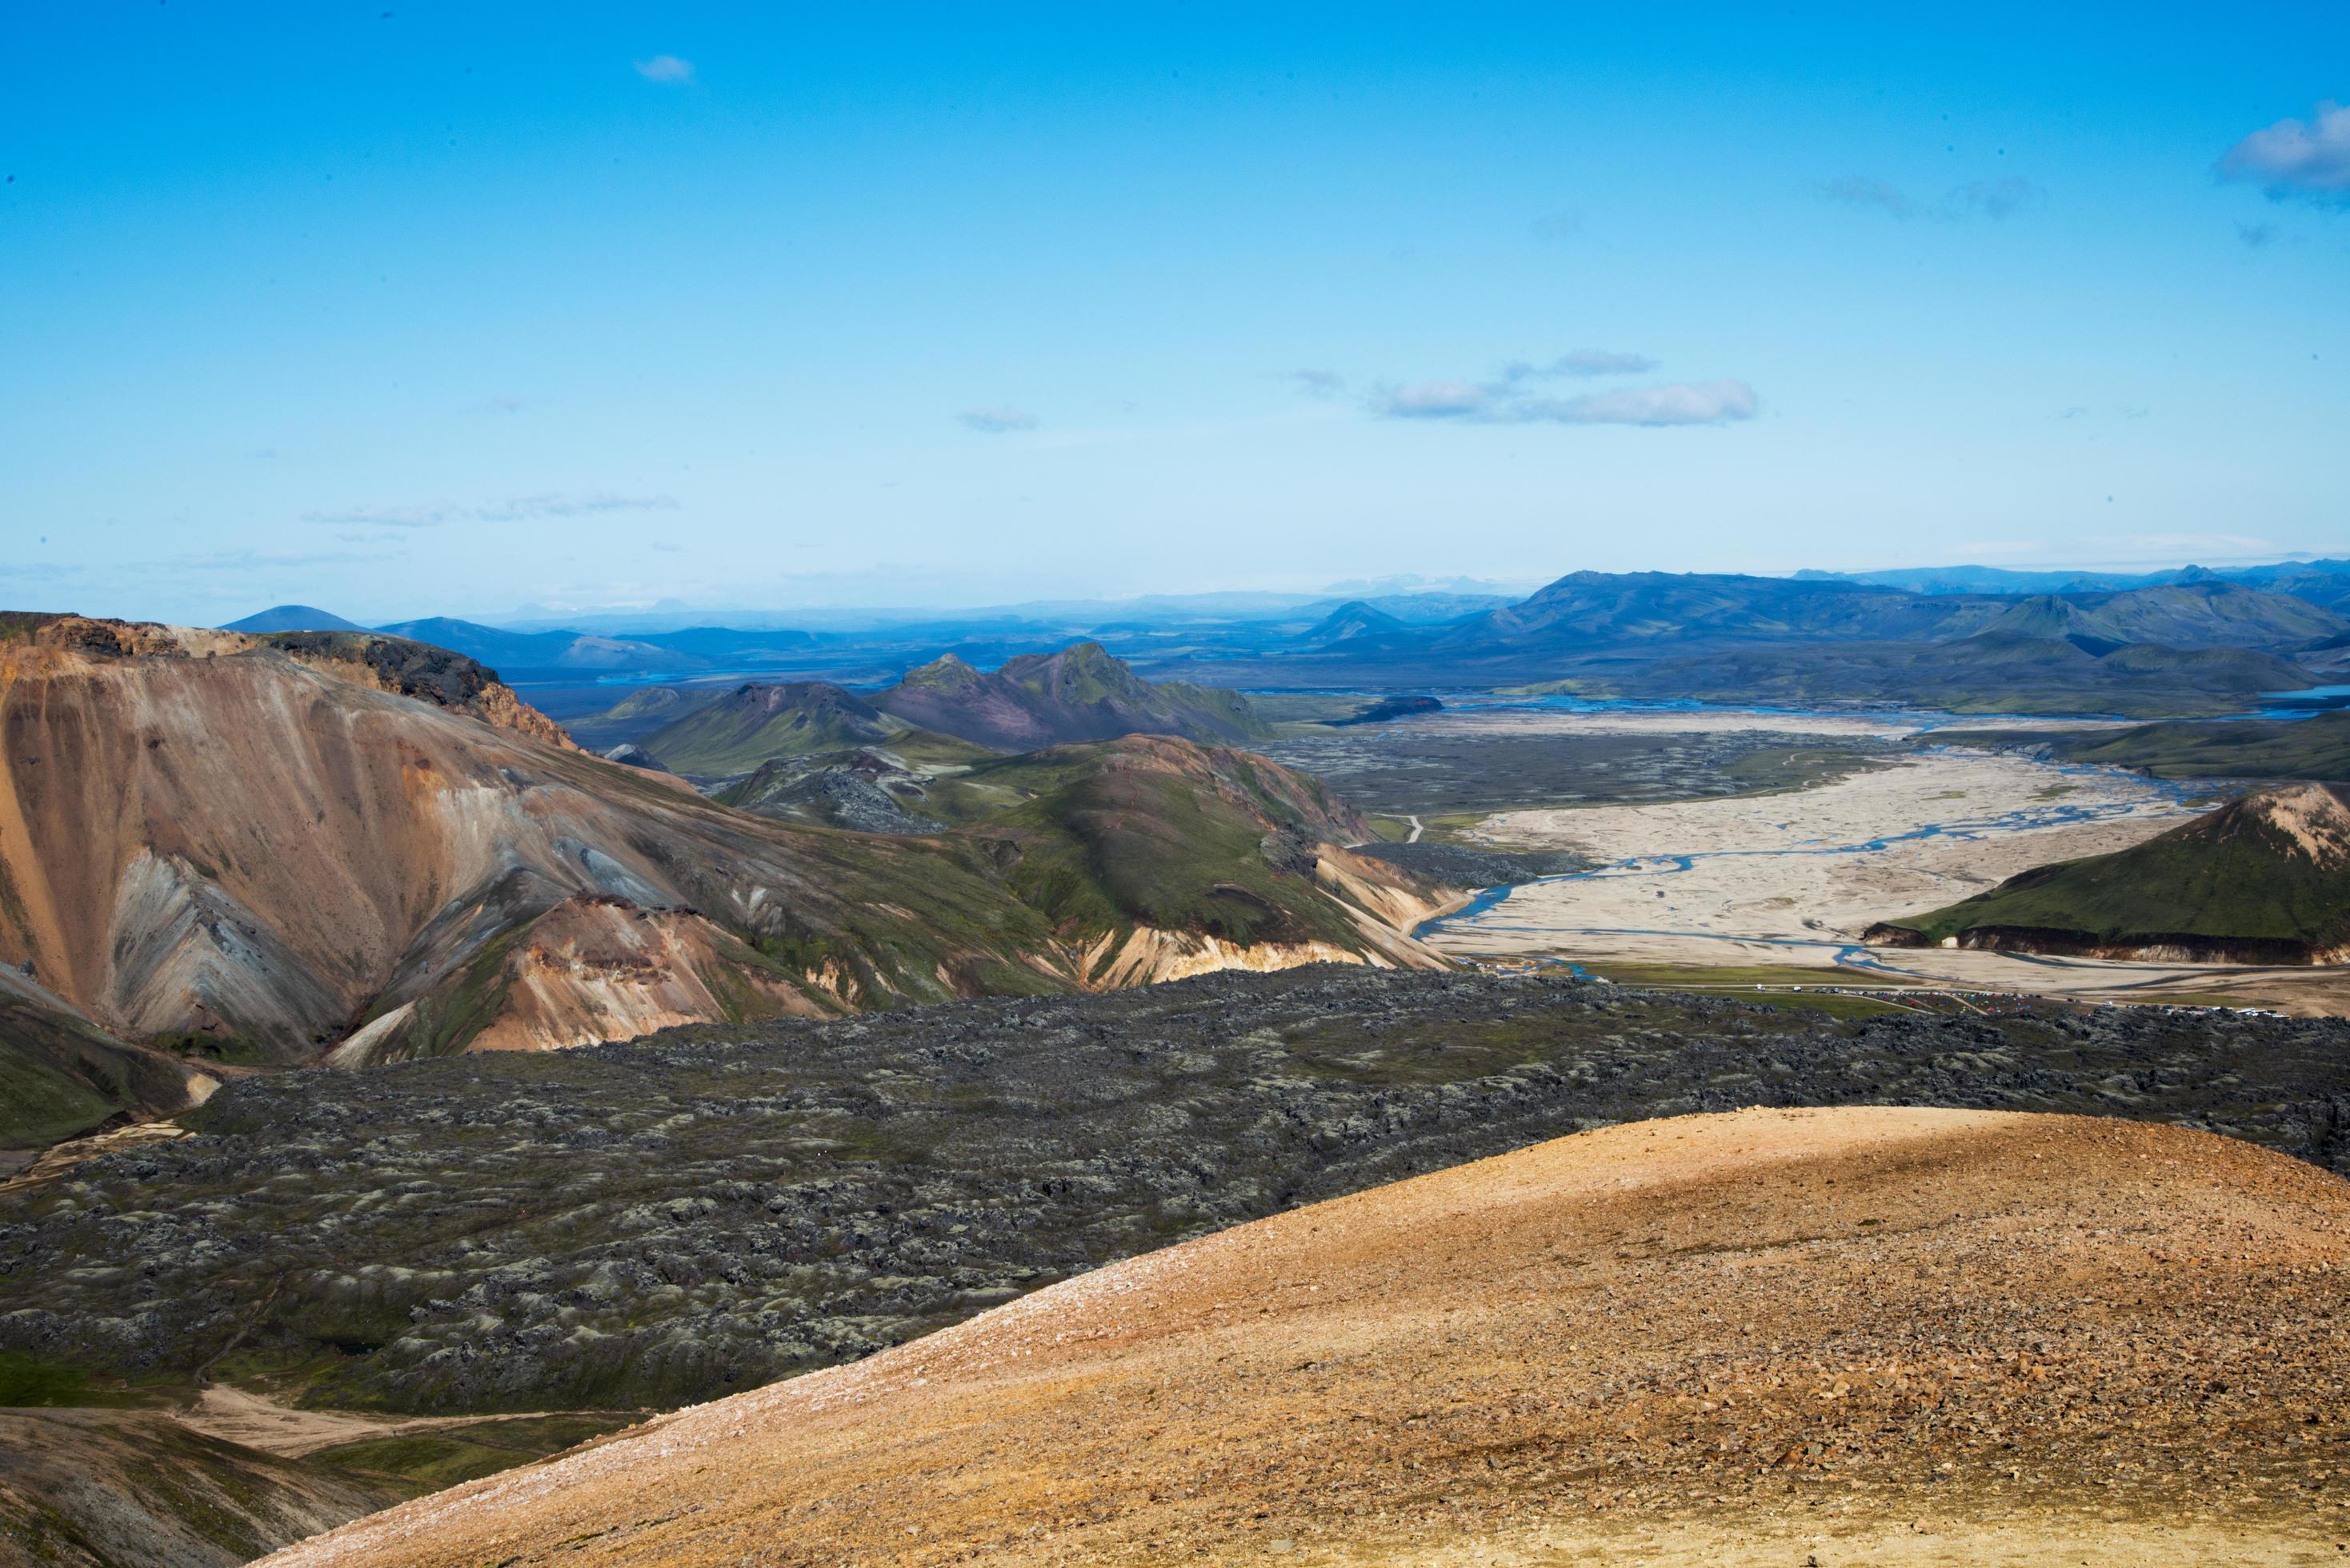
[1411,708,2350,1014]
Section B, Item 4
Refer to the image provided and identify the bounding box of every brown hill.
[877,641,1265,751]
[260,1107,2350,1566]
[0,614,1085,1066]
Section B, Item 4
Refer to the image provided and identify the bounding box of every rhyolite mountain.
[0,615,1444,1084]
[0,614,1078,1068]
[1869,782,2350,963]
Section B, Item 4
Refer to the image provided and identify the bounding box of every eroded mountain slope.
[0,614,1082,1063]
[260,1106,2350,1566]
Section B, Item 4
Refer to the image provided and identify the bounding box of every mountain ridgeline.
[878,640,1267,751]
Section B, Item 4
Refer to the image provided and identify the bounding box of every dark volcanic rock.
[1351,842,1586,887]
[1,967,2344,1416]
[1331,694,1443,726]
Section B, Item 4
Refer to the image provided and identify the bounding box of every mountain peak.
[2229,782,2350,868]
[220,604,366,634]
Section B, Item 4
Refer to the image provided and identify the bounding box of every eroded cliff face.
[0,618,1079,1060]
[0,616,1453,1066]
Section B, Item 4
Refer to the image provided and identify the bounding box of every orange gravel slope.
[262,1108,2350,1566]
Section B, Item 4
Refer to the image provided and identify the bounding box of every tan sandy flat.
[261,1107,2350,1566]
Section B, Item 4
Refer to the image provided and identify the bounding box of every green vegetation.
[0,1041,118,1148]
[307,1413,633,1495]
[0,1350,98,1406]
[636,682,904,775]
[0,994,192,1148]
[922,738,1379,952]
[1881,785,2350,958]
[2060,710,2350,781]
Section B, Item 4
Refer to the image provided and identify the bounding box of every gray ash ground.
[1260,724,1895,816]
[2,967,2344,1418]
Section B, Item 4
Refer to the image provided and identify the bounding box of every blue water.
[2256,685,2350,719]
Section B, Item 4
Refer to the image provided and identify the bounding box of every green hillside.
[2059,710,2350,781]
[1872,783,2350,961]
[637,682,906,774]
[919,735,1427,957]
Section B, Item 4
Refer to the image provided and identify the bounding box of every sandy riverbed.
[1439,746,2196,953]
[1417,742,2350,1011]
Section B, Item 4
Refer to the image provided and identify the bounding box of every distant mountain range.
[1870,784,2350,964]
[216,556,2350,722]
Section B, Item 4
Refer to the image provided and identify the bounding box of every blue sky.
[3,2,2345,624]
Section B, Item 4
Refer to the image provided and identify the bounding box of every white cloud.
[1500,349,1659,380]
[958,406,1039,434]
[1514,379,1758,427]
[1370,353,1754,428]
[1373,380,1492,419]
[2220,101,2350,205]
[1368,348,1679,422]
[634,54,695,85]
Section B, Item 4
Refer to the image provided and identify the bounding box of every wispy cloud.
[1816,174,2045,222]
[1515,380,1757,427]
[1499,349,1659,380]
[1375,380,1493,419]
[1374,376,1755,427]
[1362,350,1749,428]
[1528,209,1583,242]
[2220,100,2350,206]
[634,54,695,85]
[1279,368,1347,398]
[1816,175,1913,219]
[957,406,1039,434]
[303,493,679,529]
[1944,177,2044,219]
[2237,220,2280,249]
